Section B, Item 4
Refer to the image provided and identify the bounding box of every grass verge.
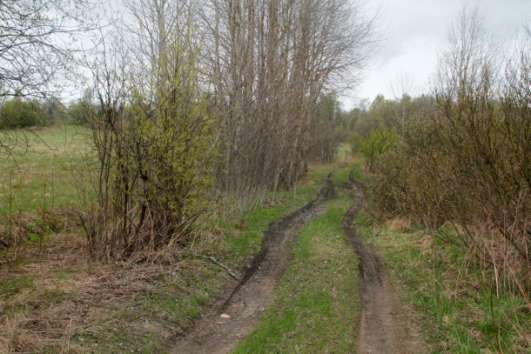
[355,210,530,353]
[234,194,360,354]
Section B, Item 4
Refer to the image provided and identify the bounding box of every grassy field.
[0,137,350,353]
[0,125,93,216]
[234,194,360,353]
[355,208,531,353]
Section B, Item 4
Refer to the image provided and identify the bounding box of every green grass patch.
[0,124,93,216]
[221,162,348,267]
[234,195,360,353]
[356,214,530,353]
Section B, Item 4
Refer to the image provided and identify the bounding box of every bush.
[0,99,47,129]
[367,18,530,295]
[67,99,96,125]
[360,128,398,171]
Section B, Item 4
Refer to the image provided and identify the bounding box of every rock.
[220,313,231,319]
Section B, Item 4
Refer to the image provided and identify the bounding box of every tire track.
[172,176,336,354]
[342,178,424,354]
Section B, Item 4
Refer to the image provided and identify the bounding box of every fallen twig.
[184,254,241,280]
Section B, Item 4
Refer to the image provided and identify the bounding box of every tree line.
[0,95,96,129]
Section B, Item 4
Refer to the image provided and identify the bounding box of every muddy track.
[342,178,424,354]
[172,180,334,354]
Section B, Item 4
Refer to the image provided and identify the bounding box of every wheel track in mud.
[342,177,425,354]
[172,177,336,354]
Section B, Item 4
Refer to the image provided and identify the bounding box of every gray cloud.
[342,0,531,109]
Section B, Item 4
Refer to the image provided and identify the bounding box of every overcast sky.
[341,0,531,110]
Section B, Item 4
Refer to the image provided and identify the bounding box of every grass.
[0,150,350,353]
[234,194,360,354]
[219,162,336,267]
[68,163,346,353]
[0,275,34,298]
[0,124,93,216]
[355,210,531,353]
[0,131,360,353]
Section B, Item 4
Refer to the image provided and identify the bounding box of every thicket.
[356,13,530,296]
[0,99,48,129]
[206,0,372,195]
[0,0,372,260]
[79,5,217,260]
[0,97,84,130]
[307,94,348,163]
[67,94,96,125]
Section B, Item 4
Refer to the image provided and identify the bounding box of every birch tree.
[203,0,373,194]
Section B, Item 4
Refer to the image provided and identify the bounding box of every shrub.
[360,128,398,171]
[67,99,96,125]
[367,14,530,295]
[0,99,47,129]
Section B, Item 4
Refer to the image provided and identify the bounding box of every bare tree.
[203,0,373,195]
[0,0,94,98]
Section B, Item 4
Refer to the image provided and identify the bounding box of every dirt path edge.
[171,176,335,354]
[342,176,425,354]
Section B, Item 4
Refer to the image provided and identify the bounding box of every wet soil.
[172,183,333,354]
[342,180,425,354]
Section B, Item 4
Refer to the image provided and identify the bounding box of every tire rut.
[342,179,424,354]
[172,177,335,354]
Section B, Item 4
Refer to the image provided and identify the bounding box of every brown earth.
[342,180,425,354]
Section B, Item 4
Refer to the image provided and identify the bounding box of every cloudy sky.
[341,0,531,109]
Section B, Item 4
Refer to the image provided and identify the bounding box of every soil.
[172,184,332,354]
[342,180,425,354]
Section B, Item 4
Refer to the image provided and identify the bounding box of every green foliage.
[67,99,96,125]
[129,90,217,228]
[0,99,47,129]
[85,92,217,259]
[349,131,363,152]
[85,50,218,259]
[360,128,398,170]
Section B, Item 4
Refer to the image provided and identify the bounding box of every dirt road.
[172,181,334,354]
[342,180,425,354]
[173,175,423,354]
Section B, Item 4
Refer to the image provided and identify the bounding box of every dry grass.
[0,232,232,353]
[0,141,343,353]
[384,217,411,233]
